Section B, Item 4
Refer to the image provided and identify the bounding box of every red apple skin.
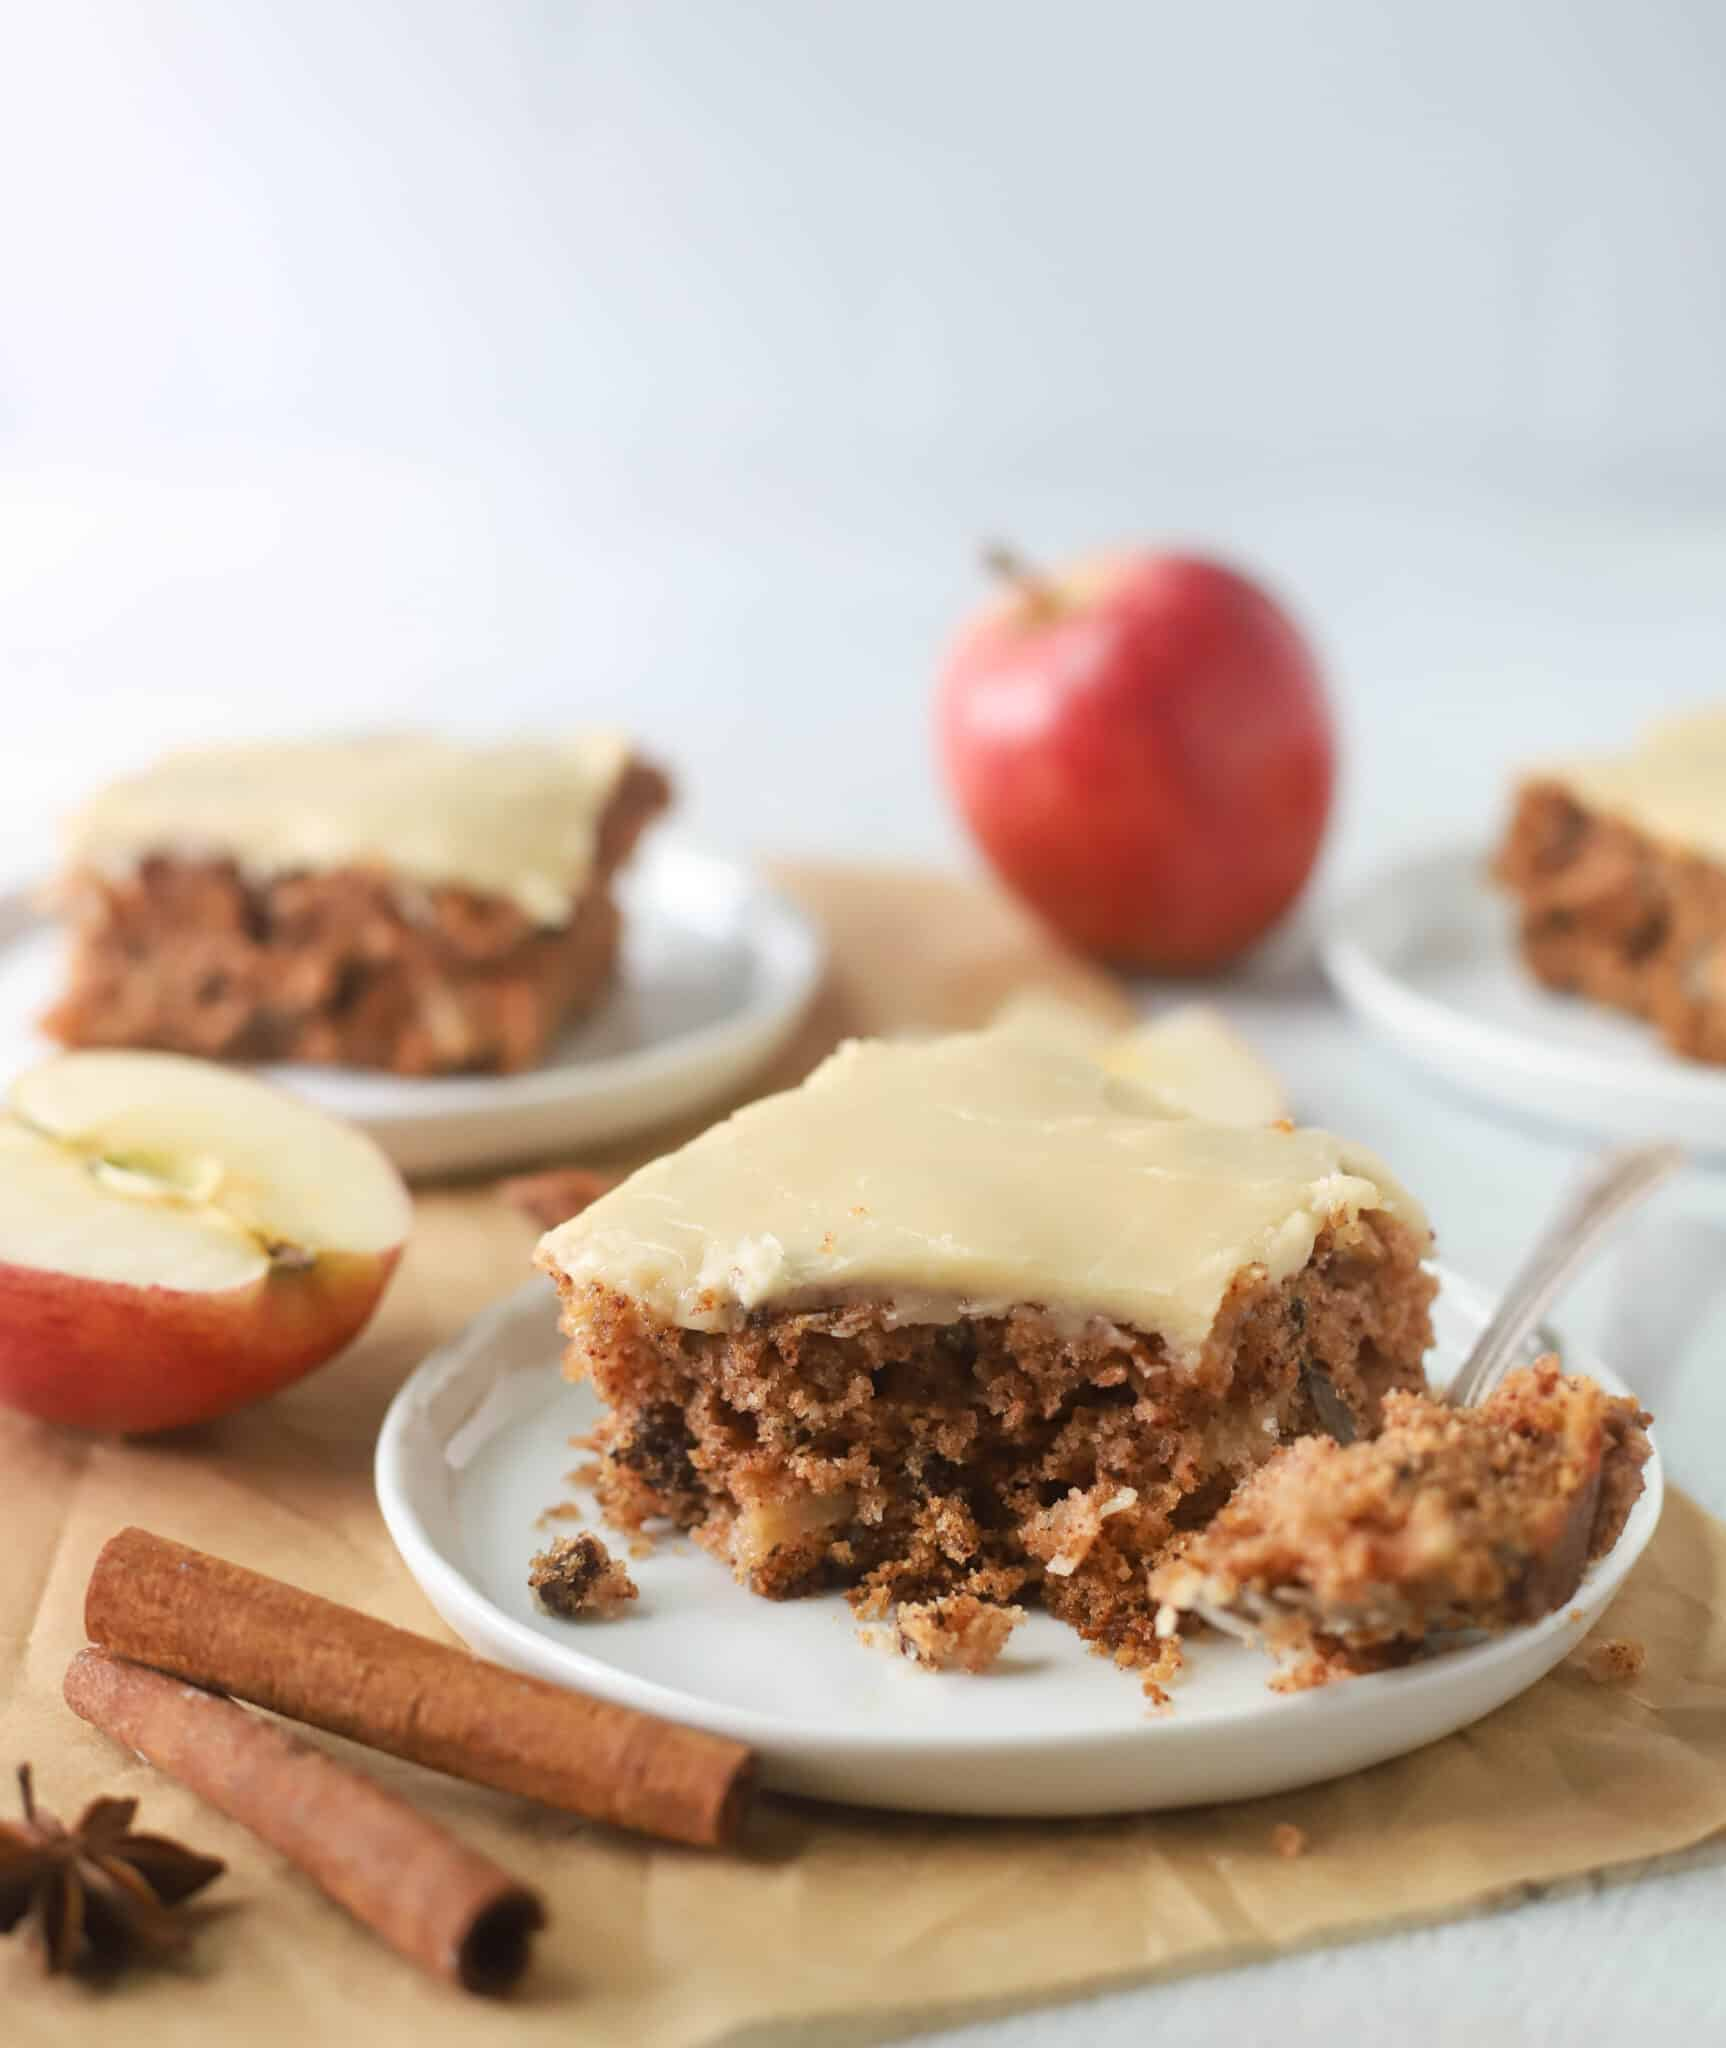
[0,1246,402,1434]
[937,552,1336,972]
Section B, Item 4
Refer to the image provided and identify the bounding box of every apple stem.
[982,541,1061,616]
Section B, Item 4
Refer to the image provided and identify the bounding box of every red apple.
[937,547,1335,971]
[0,1051,411,1432]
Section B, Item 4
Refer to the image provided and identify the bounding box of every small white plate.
[0,841,824,1177]
[1323,845,1726,1151]
[374,1267,1661,1818]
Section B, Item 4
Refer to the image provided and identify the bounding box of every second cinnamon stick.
[85,1527,754,1849]
[64,1648,544,1993]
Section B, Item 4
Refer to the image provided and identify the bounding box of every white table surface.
[5,451,1725,2045]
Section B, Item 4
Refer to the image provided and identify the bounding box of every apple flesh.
[0,1051,411,1432]
[938,549,1335,971]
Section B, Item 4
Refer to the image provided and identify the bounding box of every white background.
[4,4,1726,2042]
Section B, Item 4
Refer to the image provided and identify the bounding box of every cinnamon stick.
[85,1528,754,1849]
[64,1648,544,1994]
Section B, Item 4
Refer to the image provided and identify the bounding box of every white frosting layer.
[65,732,636,924]
[1550,706,1726,863]
[537,1032,1429,1359]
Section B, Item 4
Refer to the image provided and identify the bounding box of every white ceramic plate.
[1323,844,1726,1151]
[374,1267,1661,1818]
[0,841,824,1177]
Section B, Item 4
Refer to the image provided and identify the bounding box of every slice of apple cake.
[535,1031,1436,1667]
[1493,706,1726,1064]
[45,733,670,1076]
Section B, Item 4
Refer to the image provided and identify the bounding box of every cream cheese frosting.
[1549,706,1726,864]
[65,732,635,925]
[537,1032,1430,1358]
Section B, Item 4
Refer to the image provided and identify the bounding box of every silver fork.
[1187,1139,1684,1643]
[1443,1140,1683,1407]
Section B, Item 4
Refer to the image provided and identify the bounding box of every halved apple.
[0,1051,411,1432]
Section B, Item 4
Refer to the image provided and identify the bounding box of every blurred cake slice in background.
[1494,706,1726,1064]
[43,733,671,1076]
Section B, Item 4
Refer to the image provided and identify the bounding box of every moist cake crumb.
[535,1500,586,1528]
[1271,1823,1309,1859]
[1152,1360,1652,1683]
[1134,1635,1185,1706]
[501,1166,617,1231]
[528,1533,639,1617]
[1582,1636,1647,1683]
[560,1214,1433,1673]
[892,1595,1024,1673]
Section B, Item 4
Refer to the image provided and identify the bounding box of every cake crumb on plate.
[528,1533,639,1617]
[893,1595,1023,1673]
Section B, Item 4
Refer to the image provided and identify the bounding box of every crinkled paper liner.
[6,867,1723,2046]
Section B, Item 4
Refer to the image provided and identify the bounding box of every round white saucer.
[1323,844,1726,1151]
[373,1267,1660,1818]
[0,840,824,1177]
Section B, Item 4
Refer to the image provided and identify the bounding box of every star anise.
[0,1764,225,1977]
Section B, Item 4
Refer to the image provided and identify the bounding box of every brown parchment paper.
[4,865,1725,2047]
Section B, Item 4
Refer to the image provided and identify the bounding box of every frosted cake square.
[536,1032,1436,1666]
[1494,707,1726,1064]
[45,733,670,1076]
